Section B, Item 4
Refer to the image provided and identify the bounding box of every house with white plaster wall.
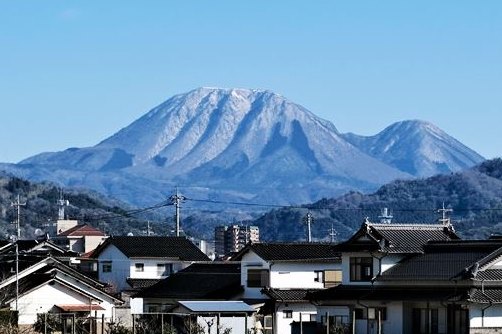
[91,236,209,293]
[232,242,342,334]
[309,221,502,334]
[0,256,121,331]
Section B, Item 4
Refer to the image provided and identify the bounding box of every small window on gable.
[247,269,269,288]
[135,263,144,272]
[102,261,112,273]
[314,270,324,282]
[283,310,293,319]
[350,257,373,281]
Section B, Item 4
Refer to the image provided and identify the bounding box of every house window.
[350,257,373,281]
[413,308,438,334]
[102,261,112,273]
[283,310,293,318]
[314,271,324,282]
[324,270,342,287]
[368,307,387,320]
[247,269,269,287]
[157,263,173,276]
[264,315,273,334]
[135,263,144,272]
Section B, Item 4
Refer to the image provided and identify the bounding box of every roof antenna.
[437,202,453,226]
[328,224,338,243]
[378,207,393,224]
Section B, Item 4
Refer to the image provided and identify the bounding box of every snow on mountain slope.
[16,88,411,205]
[342,120,484,177]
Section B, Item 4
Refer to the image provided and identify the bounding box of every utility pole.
[170,187,185,237]
[11,195,26,312]
[303,211,314,243]
[438,202,453,226]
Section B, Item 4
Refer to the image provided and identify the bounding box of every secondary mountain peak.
[342,119,484,177]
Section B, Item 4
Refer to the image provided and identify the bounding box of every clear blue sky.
[1,1,501,163]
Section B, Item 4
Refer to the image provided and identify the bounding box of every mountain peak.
[342,119,484,177]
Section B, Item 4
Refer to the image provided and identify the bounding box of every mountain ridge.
[1,87,484,207]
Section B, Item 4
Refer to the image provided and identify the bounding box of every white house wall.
[341,252,404,285]
[98,245,130,292]
[241,251,270,299]
[270,262,340,289]
[129,259,183,279]
[197,315,248,334]
[276,303,317,334]
[11,281,115,325]
[470,304,502,328]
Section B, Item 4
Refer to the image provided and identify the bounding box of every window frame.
[135,263,145,272]
[247,269,270,288]
[102,261,112,273]
[350,257,373,281]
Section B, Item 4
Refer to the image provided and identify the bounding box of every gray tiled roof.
[92,236,209,261]
[469,288,502,303]
[134,262,242,299]
[475,269,502,281]
[336,222,459,254]
[379,241,502,281]
[309,285,467,302]
[262,288,321,302]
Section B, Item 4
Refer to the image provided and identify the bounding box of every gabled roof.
[135,262,241,300]
[91,236,209,261]
[58,224,106,237]
[0,256,121,305]
[335,222,459,254]
[0,239,74,256]
[232,243,340,262]
[379,241,502,282]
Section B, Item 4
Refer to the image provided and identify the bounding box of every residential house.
[0,256,122,330]
[90,236,210,293]
[309,220,502,334]
[232,242,342,334]
[130,262,251,333]
[51,223,108,254]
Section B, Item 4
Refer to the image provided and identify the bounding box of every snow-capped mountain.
[0,89,483,207]
[342,120,485,177]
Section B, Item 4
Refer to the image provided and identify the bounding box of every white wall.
[12,281,115,325]
[270,262,341,289]
[129,259,183,279]
[470,304,502,328]
[98,245,130,291]
[276,303,317,334]
[241,251,270,299]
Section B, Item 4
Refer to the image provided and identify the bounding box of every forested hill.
[0,172,160,239]
[253,158,502,241]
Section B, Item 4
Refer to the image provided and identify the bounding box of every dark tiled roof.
[58,224,106,237]
[309,285,468,302]
[469,289,502,304]
[469,288,502,303]
[237,243,340,262]
[126,278,161,289]
[262,288,321,302]
[380,241,502,281]
[475,269,502,281]
[92,236,209,261]
[336,222,459,254]
[135,262,241,300]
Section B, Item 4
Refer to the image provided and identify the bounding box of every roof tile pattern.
[93,236,209,261]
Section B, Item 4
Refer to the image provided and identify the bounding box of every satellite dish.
[127,232,134,236]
